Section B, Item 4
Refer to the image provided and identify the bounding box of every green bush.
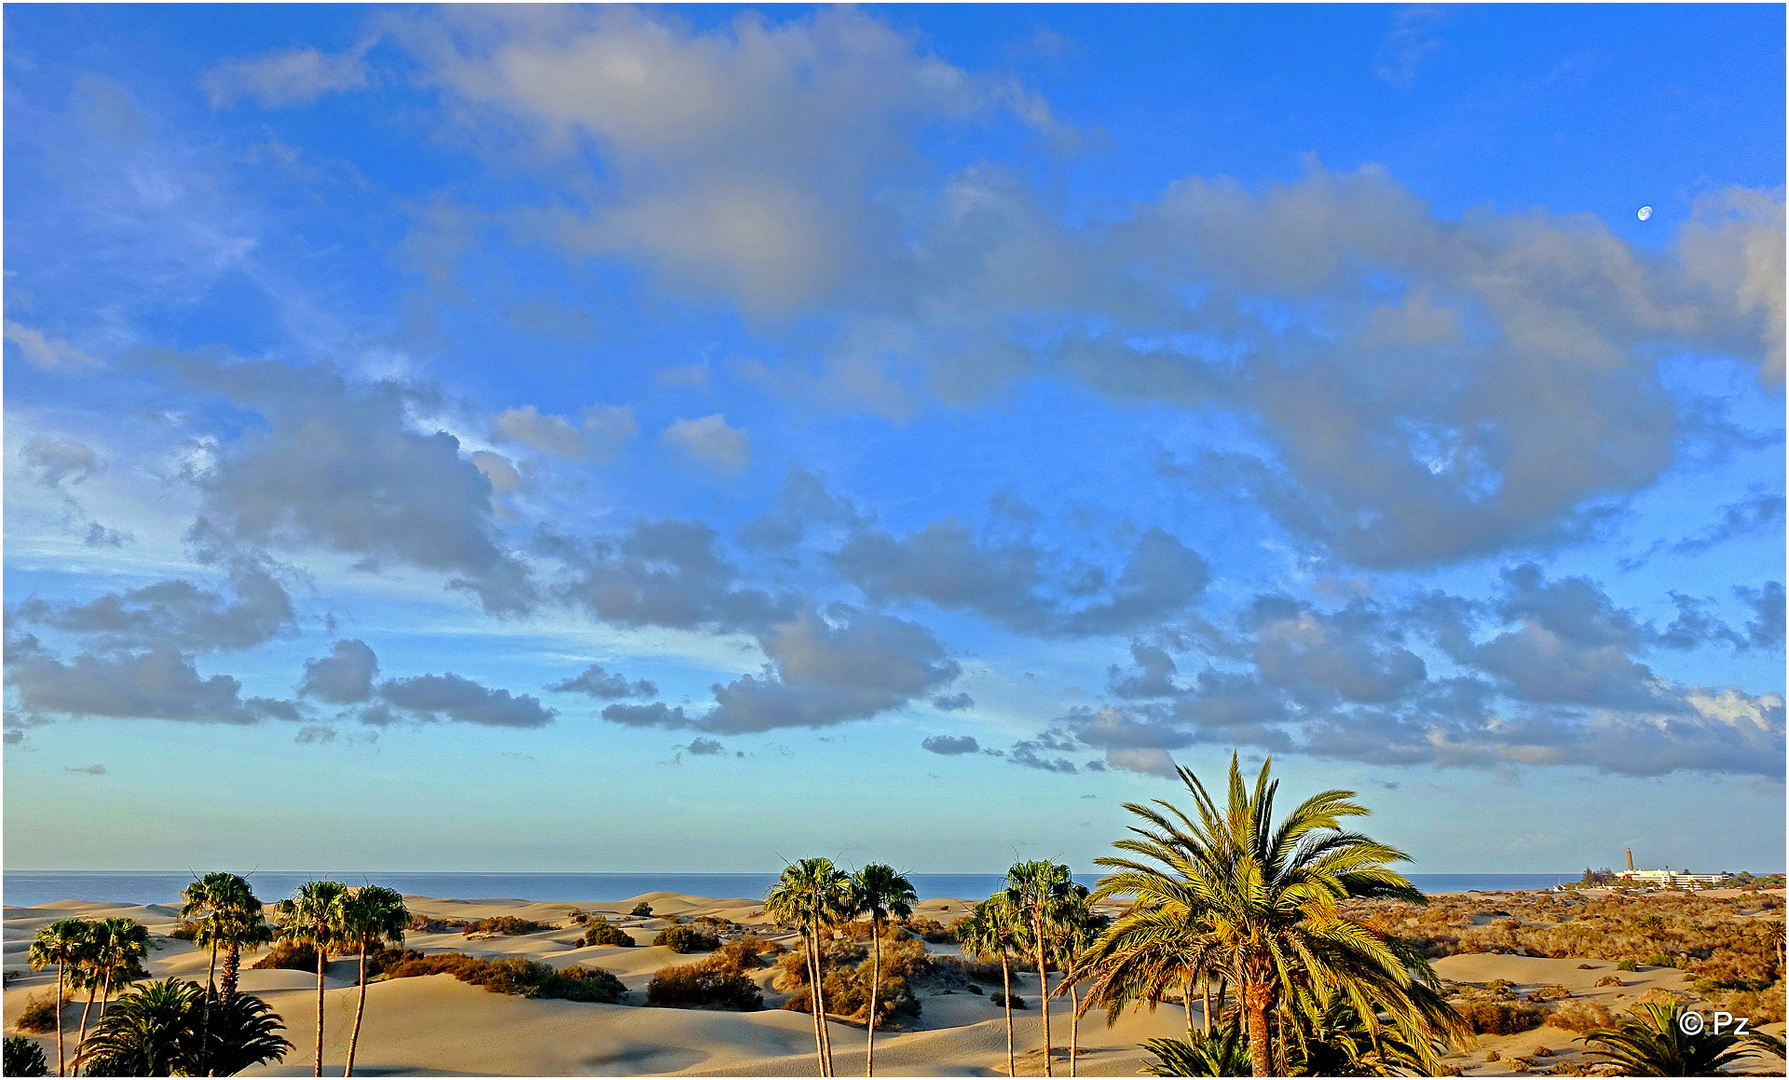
[3,1036,47,1077]
[252,941,321,971]
[379,952,622,1002]
[1454,1001,1543,1035]
[629,902,654,918]
[1643,953,1677,968]
[990,992,1028,1009]
[653,925,719,953]
[167,920,201,942]
[14,994,59,1034]
[712,935,780,968]
[579,920,635,948]
[461,916,553,937]
[1617,959,1638,972]
[646,957,762,1010]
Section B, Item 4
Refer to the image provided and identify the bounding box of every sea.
[1,871,1574,909]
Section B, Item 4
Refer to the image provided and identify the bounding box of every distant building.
[1614,848,1727,886]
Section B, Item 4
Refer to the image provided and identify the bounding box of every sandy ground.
[5,890,1784,1076]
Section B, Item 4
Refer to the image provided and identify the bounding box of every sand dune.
[5,891,1783,1077]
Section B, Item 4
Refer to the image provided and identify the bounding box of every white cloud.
[494,404,637,461]
[202,40,374,108]
[661,414,750,474]
[5,321,97,370]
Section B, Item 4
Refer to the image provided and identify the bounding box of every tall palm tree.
[1006,861,1079,1077]
[1583,1002,1787,1076]
[336,886,409,1078]
[958,896,1024,1077]
[1048,890,1107,1078]
[28,918,91,1077]
[66,925,104,1077]
[1092,753,1469,1077]
[91,919,150,1020]
[849,864,916,1077]
[765,859,852,1077]
[274,880,349,1078]
[207,877,272,1008]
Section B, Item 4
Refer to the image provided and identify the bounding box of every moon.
[1638,205,1653,221]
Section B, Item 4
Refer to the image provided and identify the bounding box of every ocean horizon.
[2,870,1582,909]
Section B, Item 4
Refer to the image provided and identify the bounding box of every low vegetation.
[252,941,322,971]
[646,956,763,1011]
[374,951,624,1003]
[652,925,720,953]
[13,994,59,1035]
[629,902,654,917]
[2,1036,47,1077]
[577,918,635,948]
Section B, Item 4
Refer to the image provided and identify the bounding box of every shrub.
[1616,959,1638,972]
[1526,984,1572,1002]
[783,967,920,1026]
[712,935,781,969]
[379,951,622,1002]
[578,920,635,948]
[629,902,654,918]
[1455,1001,1543,1035]
[167,920,201,942]
[3,1036,47,1077]
[1718,982,1786,1025]
[1643,953,1676,968]
[1546,1000,1615,1033]
[546,965,627,1004]
[407,914,460,933]
[903,917,954,944]
[568,909,592,926]
[462,916,553,937]
[14,995,59,1034]
[1576,963,1596,970]
[364,948,423,977]
[646,957,762,1010]
[653,925,720,953]
[990,993,1028,1010]
[929,954,1004,986]
[252,942,320,971]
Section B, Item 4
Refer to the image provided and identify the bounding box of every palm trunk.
[1203,982,1212,1035]
[866,921,880,1077]
[1068,982,1080,1078]
[314,938,327,1077]
[814,919,833,1077]
[221,945,243,1006]
[345,940,368,1077]
[1183,983,1193,1036]
[99,970,113,1019]
[201,939,217,1077]
[1001,953,1014,1077]
[1035,916,1052,1078]
[1243,982,1270,1078]
[805,928,825,1077]
[73,983,97,1077]
[55,959,65,1078]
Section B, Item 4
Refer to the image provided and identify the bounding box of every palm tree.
[1092,753,1470,1077]
[336,886,409,1077]
[1140,1014,1252,1077]
[765,859,852,1077]
[1582,1001,1787,1076]
[274,880,349,1077]
[90,920,149,1019]
[208,877,272,1008]
[28,918,90,1077]
[1006,861,1079,1077]
[1078,887,1224,1035]
[71,978,290,1077]
[1048,890,1107,1078]
[848,864,916,1077]
[958,895,1024,1077]
[66,925,103,1077]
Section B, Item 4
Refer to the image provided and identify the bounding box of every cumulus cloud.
[1737,581,1786,649]
[4,321,97,370]
[547,663,657,700]
[22,438,103,487]
[494,403,636,461]
[1104,747,1178,777]
[930,692,975,711]
[661,414,750,474]
[547,518,790,633]
[298,640,379,704]
[373,672,555,728]
[683,736,725,756]
[8,645,297,726]
[11,556,294,655]
[178,359,534,614]
[921,733,980,755]
[201,40,374,108]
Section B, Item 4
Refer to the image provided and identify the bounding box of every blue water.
[1,870,1570,909]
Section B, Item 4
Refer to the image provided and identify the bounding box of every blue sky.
[5,4,1783,876]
